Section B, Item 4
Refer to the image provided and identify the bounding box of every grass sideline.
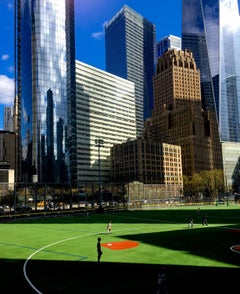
[0,205,240,293]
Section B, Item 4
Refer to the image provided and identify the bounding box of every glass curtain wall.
[15,0,76,184]
[105,6,156,136]
[182,0,240,142]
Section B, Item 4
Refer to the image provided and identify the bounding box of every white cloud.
[8,65,14,73]
[0,75,14,105]
[91,31,104,40]
[91,21,108,40]
[1,54,10,61]
[1,54,9,60]
[7,2,13,10]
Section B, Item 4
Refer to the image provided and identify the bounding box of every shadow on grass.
[118,225,240,267]
[1,208,240,293]
[0,258,239,294]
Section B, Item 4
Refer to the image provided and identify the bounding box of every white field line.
[23,225,157,293]
[24,219,240,293]
[230,245,240,253]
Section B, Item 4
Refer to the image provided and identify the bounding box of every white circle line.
[23,225,155,293]
[23,232,98,294]
[230,244,240,254]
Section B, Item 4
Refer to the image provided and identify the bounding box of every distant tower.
[15,0,76,183]
[182,0,240,189]
[4,106,14,132]
[157,35,181,58]
[148,49,222,176]
[182,0,240,142]
[105,5,156,136]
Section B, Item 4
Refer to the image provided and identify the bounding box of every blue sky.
[0,0,182,130]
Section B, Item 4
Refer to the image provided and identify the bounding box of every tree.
[199,169,224,200]
[183,170,224,201]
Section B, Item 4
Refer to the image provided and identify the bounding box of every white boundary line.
[230,245,240,253]
[23,232,98,294]
[23,225,155,293]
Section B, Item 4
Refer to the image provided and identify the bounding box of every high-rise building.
[15,0,76,184]
[0,131,16,170]
[182,0,240,188]
[146,49,223,176]
[4,106,14,132]
[157,35,181,58]
[75,61,136,184]
[105,5,156,136]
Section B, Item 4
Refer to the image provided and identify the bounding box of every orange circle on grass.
[101,240,139,250]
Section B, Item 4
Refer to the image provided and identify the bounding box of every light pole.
[95,138,104,208]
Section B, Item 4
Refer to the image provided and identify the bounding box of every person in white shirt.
[107,221,112,234]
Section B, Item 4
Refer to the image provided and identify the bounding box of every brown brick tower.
[146,49,222,176]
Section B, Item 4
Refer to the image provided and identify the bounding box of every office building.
[75,61,136,184]
[15,0,76,184]
[157,35,181,58]
[147,49,223,176]
[182,0,240,188]
[222,142,240,192]
[0,130,15,191]
[4,106,14,132]
[111,138,183,187]
[105,5,156,136]
[0,165,14,192]
[0,131,16,170]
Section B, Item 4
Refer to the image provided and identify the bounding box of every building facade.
[105,5,156,136]
[4,106,14,132]
[157,35,181,58]
[0,167,15,192]
[111,138,183,187]
[75,61,136,184]
[15,0,76,184]
[182,0,240,187]
[222,142,240,192]
[147,49,223,176]
[0,131,16,170]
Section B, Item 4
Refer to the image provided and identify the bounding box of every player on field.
[107,220,112,234]
[97,237,102,263]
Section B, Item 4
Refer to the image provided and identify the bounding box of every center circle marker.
[102,240,139,250]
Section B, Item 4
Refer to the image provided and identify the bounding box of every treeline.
[183,169,225,201]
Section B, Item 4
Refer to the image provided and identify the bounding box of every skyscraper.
[15,0,76,184]
[157,35,181,58]
[182,0,240,142]
[182,0,240,189]
[147,49,223,176]
[105,5,156,136]
[75,60,136,184]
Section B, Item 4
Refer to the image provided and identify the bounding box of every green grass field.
[0,205,240,293]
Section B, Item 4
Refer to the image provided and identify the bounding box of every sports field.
[0,205,240,293]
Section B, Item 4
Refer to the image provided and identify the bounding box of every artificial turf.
[0,205,239,293]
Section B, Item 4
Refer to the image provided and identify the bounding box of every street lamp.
[95,138,104,208]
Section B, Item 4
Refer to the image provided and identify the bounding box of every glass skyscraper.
[182,0,240,189]
[156,35,181,58]
[105,5,156,136]
[15,0,76,184]
[182,0,240,143]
